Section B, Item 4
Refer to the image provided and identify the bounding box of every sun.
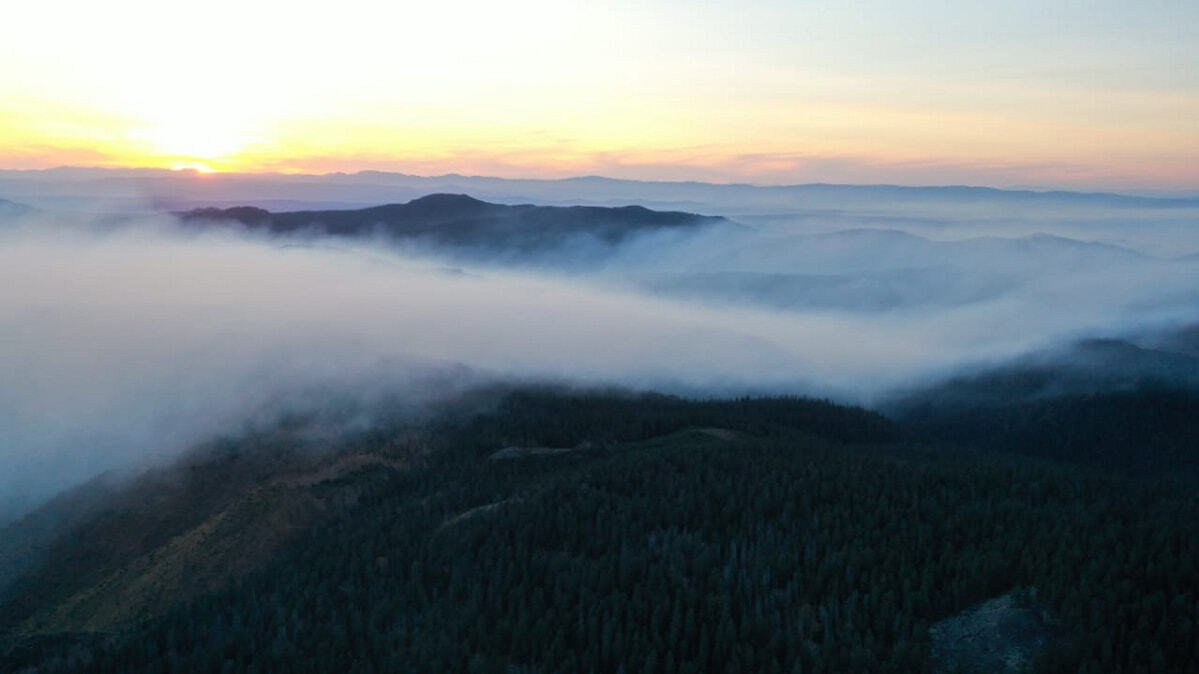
[169,161,218,173]
[126,102,258,170]
[142,122,247,161]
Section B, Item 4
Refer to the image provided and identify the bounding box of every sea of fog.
[2,175,1198,518]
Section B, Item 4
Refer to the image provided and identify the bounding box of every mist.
[2,184,1198,520]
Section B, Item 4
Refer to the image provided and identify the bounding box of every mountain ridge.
[4,168,1197,214]
[7,167,1196,204]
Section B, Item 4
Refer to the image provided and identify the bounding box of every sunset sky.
[3,0,1197,192]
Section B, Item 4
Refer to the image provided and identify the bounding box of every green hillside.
[2,390,1196,673]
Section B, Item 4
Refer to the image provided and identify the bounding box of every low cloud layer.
[2,193,1198,518]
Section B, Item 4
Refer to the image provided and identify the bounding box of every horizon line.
[3,164,1199,202]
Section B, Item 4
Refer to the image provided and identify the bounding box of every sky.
[2,0,1198,192]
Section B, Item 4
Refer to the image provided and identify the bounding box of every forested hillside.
[2,389,1195,673]
[890,335,1199,480]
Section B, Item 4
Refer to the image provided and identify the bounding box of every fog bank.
[2,197,1198,518]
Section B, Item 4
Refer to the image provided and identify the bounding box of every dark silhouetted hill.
[180,194,728,254]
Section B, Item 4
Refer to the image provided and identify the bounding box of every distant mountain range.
[3,167,1197,214]
[629,227,1173,313]
[0,198,32,220]
[179,193,729,253]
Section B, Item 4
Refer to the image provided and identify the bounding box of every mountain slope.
[2,388,1195,673]
[890,333,1199,477]
[0,430,412,639]
[0,391,887,641]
